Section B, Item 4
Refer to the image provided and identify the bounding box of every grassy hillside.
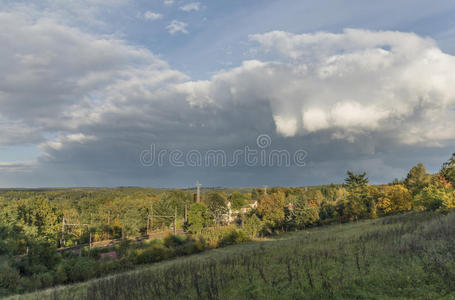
[8,211,455,300]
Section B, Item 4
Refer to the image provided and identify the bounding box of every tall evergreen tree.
[344,171,369,189]
[441,152,455,186]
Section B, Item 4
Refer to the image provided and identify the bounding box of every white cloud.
[16,27,452,150]
[166,20,188,34]
[273,116,298,137]
[303,109,329,132]
[143,11,162,21]
[66,133,97,143]
[249,29,435,61]
[180,2,200,12]
[331,102,389,130]
[246,29,455,143]
[164,0,174,5]
[174,80,213,106]
[0,11,186,146]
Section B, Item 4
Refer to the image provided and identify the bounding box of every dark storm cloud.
[1,9,455,187]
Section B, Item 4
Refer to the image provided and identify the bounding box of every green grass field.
[8,211,455,300]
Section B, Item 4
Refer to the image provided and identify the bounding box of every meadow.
[9,210,455,300]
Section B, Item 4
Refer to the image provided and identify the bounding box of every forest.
[0,152,454,298]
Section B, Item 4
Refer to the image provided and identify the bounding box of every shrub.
[15,240,60,276]
[36,272,54,288]
[117,257,134,270]
[173,237,205,256]
[97,260,118,275]
[19,276,41,292]
[219,229,249,247]
[134,244,170,264]
[54,262,68,284]
[65,257,97,282]
[0,261,20,292]
[163,234,186,248]
[197,226,249,248]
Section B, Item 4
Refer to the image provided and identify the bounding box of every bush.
[36,272,54,288]
[219,229,249,247]
[55,262,68,284]
[134,244,170,264]
[59,257,97,283]
[197,226,249,248]
[14,240,60,276]
[0,261,20,292]
[173,237,205,256]
[116,257,135,270]
[19,276,41,292]
[163,234,186,248]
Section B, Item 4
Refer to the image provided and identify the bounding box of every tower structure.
[196,181,201,203]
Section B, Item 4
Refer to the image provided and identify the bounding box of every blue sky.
[45,0,455,77]
[1,0,455,187]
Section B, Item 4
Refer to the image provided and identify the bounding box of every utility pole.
[228,201,231,225]
[150,204,154,232]
[61,218,65,247]
[89,214,92,249]
[147,211,150,235]
[107,210,111,240]
[88,213,93,249]
[174,207,177,235]
[184,204,188,223]
[61,220,90,248]
[196,181,201,203]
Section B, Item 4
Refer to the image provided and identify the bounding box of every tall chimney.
[197,182,201,203]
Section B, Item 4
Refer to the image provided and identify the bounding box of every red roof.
[100,251,117,259]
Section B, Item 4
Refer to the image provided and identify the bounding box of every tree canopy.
[404,162,431,195]
[344,171,369,189]
[441,152,455,186]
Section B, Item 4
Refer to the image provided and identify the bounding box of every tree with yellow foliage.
[377,185,412,214]
[414,176,455,211]
[257,191,286,230]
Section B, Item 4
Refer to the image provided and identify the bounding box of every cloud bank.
[247,29,455,144]
[1,10,455,186]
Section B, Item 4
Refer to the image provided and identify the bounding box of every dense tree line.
[0,153,454,296]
